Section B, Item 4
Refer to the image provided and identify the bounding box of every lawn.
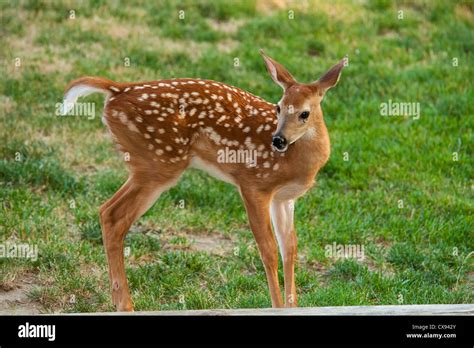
[0,0,472,313]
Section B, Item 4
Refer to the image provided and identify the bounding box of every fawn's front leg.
[240,188,284,308]
[270,199,298,307]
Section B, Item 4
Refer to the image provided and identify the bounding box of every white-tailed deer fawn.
[62,50,345,311]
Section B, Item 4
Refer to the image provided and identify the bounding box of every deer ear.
[312,56,347,96]
[259,49,296,90]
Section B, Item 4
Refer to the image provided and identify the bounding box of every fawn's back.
[101,78,306,185]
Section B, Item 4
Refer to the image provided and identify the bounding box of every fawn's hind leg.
[99,173,180,311]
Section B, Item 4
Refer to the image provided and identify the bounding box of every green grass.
[0,0,472,312]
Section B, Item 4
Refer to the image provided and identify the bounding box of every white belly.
[190,156,237,186]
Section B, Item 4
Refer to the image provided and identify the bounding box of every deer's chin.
[288,130,309,146]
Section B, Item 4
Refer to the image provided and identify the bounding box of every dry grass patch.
[0,95,17,116]
[129,224,236,257]
[4,23,72,75]
[255,0,365,24]
[0,273,42,314]
[207,18,247,35]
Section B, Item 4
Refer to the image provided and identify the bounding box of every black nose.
[272,135,288,151]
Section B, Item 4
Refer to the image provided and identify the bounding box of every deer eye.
[276,105,281,114]
[300,111,310,121]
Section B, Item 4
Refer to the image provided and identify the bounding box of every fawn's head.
[260,50,346,152]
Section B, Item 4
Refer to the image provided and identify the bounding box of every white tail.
[64,51,345,311]
[61,77,120,115]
